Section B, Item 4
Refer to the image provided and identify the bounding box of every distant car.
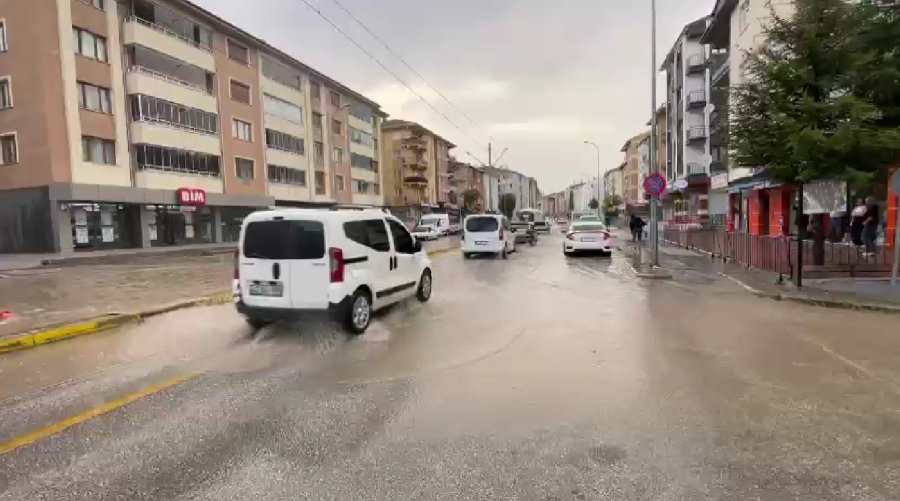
[557,220,569,232]
[412,225,440,241]
[563,221,614,256]
[460,214,516,259]
[578,215,601,222]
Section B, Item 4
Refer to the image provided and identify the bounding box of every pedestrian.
[850,199,867,247]
[862,196,880,257]
[629,214,646,243]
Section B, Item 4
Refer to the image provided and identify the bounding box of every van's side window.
[343,220,390,252]
[387,219,415,254]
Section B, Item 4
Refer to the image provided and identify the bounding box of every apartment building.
[380,119,454,209]
[0,0,384,253]
[620,131,650,211]
[448,158,484,210]
[497,168,539,213]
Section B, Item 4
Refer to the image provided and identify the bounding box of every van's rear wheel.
[416,270,432,302]
[244,316,270,330]
[345,289,372,334]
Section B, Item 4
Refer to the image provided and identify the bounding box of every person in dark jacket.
[863,197,880,256]
[629,214,646,242]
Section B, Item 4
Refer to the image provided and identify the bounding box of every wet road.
[1,233,899,500]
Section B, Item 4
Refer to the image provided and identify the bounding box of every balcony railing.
[314,155,325,169]
[686,162,706,176]
[709,109,728,134]
[404,175,428,186]
[687,90,706,107]
[127,15,212,52]
[710,53,729,84]
[127,65,211,94]
[710,159,728,173]
[402,137,427,150]
[403,158,429,171]
[686,54,706,74]
[687,126,707,141]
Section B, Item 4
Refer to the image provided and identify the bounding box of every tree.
[588,198,599,210]
[499,193,517,219]
[461,188,480,213]
[603,194,622,213]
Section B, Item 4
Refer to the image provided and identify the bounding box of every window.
[315,171,326,194]
[351,153,376,171]
[243,220,325,260]
[332,146,343,163]
[349,127,374,147]
[227,39,249,64]
[261,57,302,90]
[0,78,11,109]
[0,133,17,164]
[135,144,220,176]
[349,103,374,124]
[331,118,342,134]
[77,82,112,113]
[229,80,251,104]
[314,141,324,158]
[329,91,340,107]
[77,0,105,9]
[373,183,380,195]
[310,81,321,99]
[739,0,750,32]
[353,179,370,194]
[343,220,390,252]
[265,129,304,154]
[466,217,499,233]
[267,164,306,186]
[263,94,303,123]
[235,157,254,180]
[334,174,345,192]
[133,0,211,50]
[72,27,107,62]
[81,136,115,164]
[232,119,252,141]
[387,219,415,254]
[130,95,218,134]
[0,21,7,52]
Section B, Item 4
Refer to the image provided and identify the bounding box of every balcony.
[312,125,323,142]
[710,159,728,174]
[710,53,729,85]
[687,126,707,142]
[123,16,215,73]
[687,90,707,108]
[709,109,728,135]
[130,121,221,156]
[686,162,707,176]
[402,137,427,150]
[404,158,429,171]
[686,54,706,74]
[125,66,217,113]
[311,95,322,112]
[313,154,325,170]
[404,175,428,187]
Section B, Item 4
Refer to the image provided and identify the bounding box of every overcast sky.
[194,0,712,193]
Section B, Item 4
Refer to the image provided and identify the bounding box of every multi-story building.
[497,168,538,213]
[0,0,385,253]
[650,105,667,175]
[448,158,484,211]
[380,119,454,208]
[479,165,502,213]
[620,132,650,211]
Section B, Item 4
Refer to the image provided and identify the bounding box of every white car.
[235,208,433,334]
[563,221,614,256]
[460,214,516,259]
[412,224,440,241]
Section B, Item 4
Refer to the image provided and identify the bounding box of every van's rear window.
[466,217,499,232]
[243,220,325,260]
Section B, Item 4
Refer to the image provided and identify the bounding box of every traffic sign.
[643,173,667,197]
[673,179,689,190]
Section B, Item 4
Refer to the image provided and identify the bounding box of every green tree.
[588,198,599,210]
[730,0,900,188]
[499,193,517,219]
[461,188,480,213]
[602,194,622,213]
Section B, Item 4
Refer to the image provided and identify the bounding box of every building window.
[314,171,326,194]
[350,152,376,171]
[227,39,249,64]
[353,179,371,194]
[0,78,11,109]
[349,127,374,147]
[331,118,342,134]
[133,0,212,50]
[329,90,340,107]
[81,136,115,164]
[229,79,251,104]
[373,183,380,195]
[77,82,112,113]
[0,133,17,164]
[334,174,345,192]
[739,0,750,32]
[130,94,218,134]
[314,141,324,158]
[267,164,306,186]
[312,112,323,130]
[135,144,220,177]
[332,146,343,163]
[265,128,304,154]
[76,0,105,9]
[232,119,252,141]
[261,57,302,90]
[235,157,254,180]
[0,21,7,52]
[72,27,107,62]
[263,93,303,123]
[349,103,374,124]
[310,81,321,99]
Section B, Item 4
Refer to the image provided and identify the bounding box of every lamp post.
[582,141,602,218]
[648,0,660,266]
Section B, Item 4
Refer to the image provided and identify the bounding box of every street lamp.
[582,140,602,218]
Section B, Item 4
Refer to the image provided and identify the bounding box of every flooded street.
[1,234,899,500]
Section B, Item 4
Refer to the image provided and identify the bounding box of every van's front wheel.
[345,289,372,334]
[416,270,432,302]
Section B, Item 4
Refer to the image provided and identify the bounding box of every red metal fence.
[662,228,794,277]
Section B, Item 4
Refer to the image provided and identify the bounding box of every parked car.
[412,224,440,241]
[563,221,614,256]
[235,208,433,334]
[578,215,601,222]
[460,214,516,259]
[418,213,460,236]
[557,219,569,232]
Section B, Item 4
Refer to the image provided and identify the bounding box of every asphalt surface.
[1,232,899,500]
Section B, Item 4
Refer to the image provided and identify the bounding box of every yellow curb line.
[0,372,197,456]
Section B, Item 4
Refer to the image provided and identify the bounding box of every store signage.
[710,173,728,190]
[673,179,689,190]
[177,187,207,206]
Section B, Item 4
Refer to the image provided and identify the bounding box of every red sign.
[177,187,207,205]
[643,173,667,197]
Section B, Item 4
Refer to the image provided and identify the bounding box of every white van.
[234,208,433,334]
[460,214,516,259]
[419,213,460,236]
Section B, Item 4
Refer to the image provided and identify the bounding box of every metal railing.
[127,65,211,94]
[663,228,794,277]
[687,126,707,141]
[126,16,213,53]
[687,90,706,106]
[687,54,706,72]
[686,162,706,175]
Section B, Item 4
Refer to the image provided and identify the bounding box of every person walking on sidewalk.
[850,199,867,246]
[629,214,646,243]
[863,196,880,257]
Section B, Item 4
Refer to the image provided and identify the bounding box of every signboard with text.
[177,187,207,206]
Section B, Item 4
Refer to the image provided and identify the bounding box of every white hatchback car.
[234,208,433,334]
[460,214,516,259]
[563,221,614,255]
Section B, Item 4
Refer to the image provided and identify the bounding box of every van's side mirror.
[413,239,423,252]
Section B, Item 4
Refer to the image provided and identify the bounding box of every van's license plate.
[475,241,487,245]
[249,282,283,297]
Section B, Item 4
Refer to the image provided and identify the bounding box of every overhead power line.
[326,0,496,143]
[297,0,488,149]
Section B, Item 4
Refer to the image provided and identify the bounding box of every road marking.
[0,372,196,456]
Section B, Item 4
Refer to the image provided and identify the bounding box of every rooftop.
[382,119,456,148]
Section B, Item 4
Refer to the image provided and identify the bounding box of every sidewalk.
[0,242,235,271]
[0,237,461,342]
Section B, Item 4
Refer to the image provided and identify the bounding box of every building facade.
[0,0,384,253]
[380,119,454,209]
[620,132,650,212]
